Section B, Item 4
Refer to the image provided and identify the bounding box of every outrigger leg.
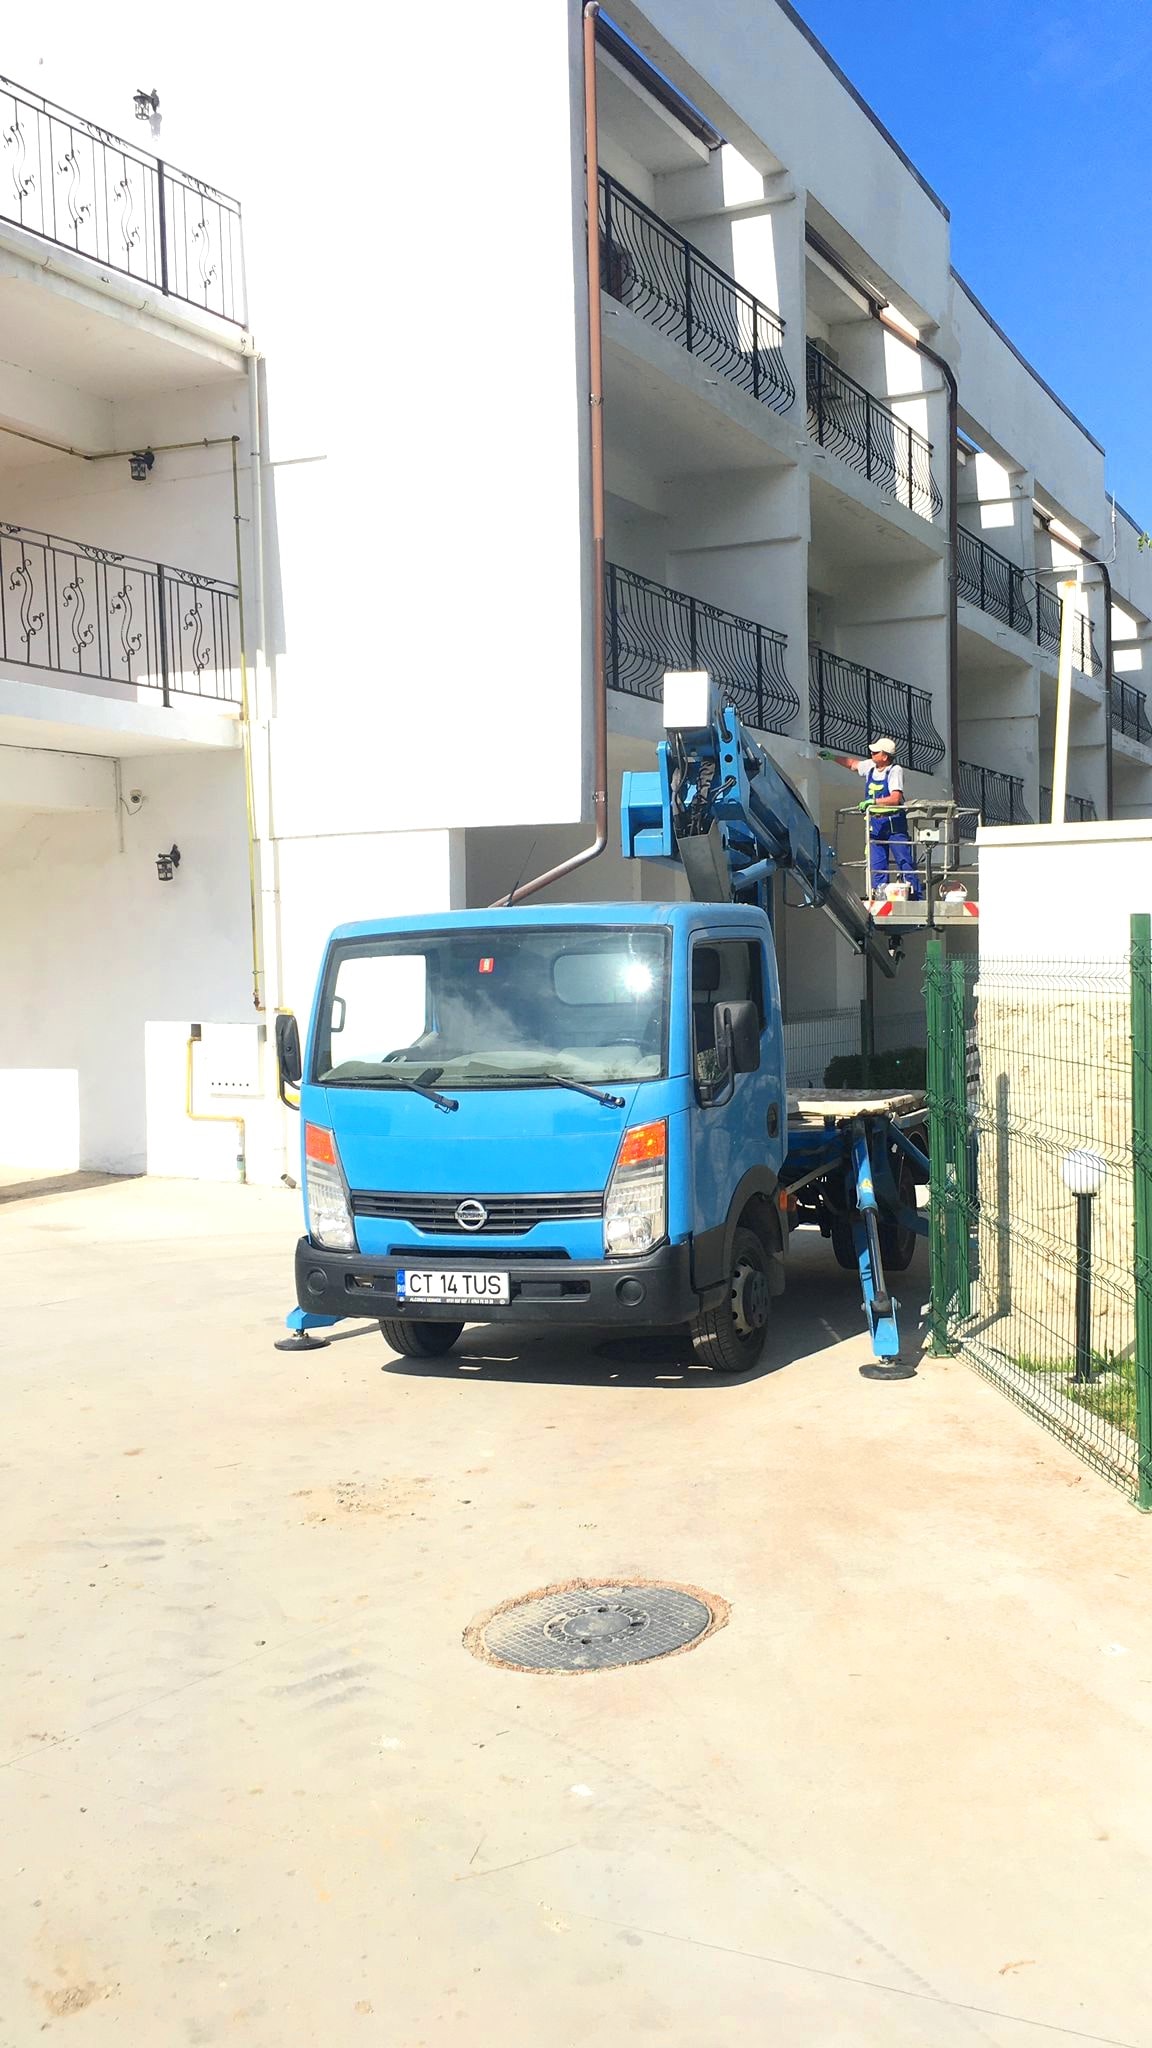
[274,1306,341,1353]
[849,1120,900,1361]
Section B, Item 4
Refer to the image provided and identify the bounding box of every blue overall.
[866,765,920,897]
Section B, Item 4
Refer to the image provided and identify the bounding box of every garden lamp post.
[1061,1150,1107,1384]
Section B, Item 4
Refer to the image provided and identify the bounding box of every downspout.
[231,434,264,1010]
[497,0,608,905]
[1037,520,1114,819]
[804,231,959,790]
[876,316,959,789]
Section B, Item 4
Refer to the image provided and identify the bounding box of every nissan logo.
[455,1199,488,1232]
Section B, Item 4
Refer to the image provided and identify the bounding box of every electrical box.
[199,1023,265,1097]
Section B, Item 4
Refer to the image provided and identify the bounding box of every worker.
[832,738,922,900]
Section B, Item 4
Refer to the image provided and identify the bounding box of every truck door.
[688,931,783,1250]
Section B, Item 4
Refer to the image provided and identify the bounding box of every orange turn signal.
[305,1122,337,1166]
[617,1119,667,1168]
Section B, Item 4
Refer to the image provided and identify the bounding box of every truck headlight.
[305,1123,356,1251]
[604,1119,667,1258]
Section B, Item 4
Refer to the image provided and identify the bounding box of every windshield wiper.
[334,1070,458,1112]
[522,1073,626,1109]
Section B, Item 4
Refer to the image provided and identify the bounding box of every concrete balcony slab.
[0,668,239,757]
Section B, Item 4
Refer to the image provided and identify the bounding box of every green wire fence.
[926,917,1152,1504]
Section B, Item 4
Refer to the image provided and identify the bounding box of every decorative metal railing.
[0,75,245,324]
[806,343,942,521]
[1110,675,1152,746]
[956,527,1032,634]
[599,172,794,414]
[808,646,945,774]
[1040,786,1099,822]
[1034,582,1102,673]
[955,759,1030,840]
[606,562,797,733]
[0,521,240,705]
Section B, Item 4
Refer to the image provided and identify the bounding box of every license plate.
[396,1269,509,1305]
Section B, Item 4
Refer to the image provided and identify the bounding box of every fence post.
[156,160,170,297]
[925,939,954,1354]
[156,563,172,709]
[949,958,971,1319]
[1131,911,1152,1509]
[752,300,760,403]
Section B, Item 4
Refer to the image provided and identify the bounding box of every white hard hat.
[870,737,897,755]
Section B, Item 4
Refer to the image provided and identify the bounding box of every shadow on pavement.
[377,1232,929,1389]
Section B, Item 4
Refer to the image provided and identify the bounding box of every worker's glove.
[858,800,873,813]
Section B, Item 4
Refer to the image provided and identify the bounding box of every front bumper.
[293,1237,699,1327]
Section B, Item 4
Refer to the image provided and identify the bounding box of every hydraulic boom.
[621,675,901,976]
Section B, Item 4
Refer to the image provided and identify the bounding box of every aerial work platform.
[836,798,982,933]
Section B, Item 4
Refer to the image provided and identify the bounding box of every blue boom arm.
[621,686,894,971]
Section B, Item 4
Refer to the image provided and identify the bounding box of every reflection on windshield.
[315,927,669,1088]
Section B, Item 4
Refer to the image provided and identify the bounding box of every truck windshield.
[314,927,669,1089]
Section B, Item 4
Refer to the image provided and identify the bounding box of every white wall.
[0,748,274,1177]
[978,822,1152,961]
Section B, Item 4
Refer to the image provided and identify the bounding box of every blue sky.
[794,0,1152,525]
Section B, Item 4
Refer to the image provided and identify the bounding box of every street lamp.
[1061,1150,1107,1383]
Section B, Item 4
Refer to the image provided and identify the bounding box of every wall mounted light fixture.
[156,845,181,882]
[129,450,155,482]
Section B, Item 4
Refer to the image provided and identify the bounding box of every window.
[314,927,670,1088]
[691,940,764,1092]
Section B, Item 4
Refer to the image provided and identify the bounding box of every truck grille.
[350,1191,603,1236]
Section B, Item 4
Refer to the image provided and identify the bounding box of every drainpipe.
[877,316,959,790]
[1037,519,1114,820]
[803,231,959,792]
[496,0,608,906]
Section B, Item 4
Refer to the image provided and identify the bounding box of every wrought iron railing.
[599,173,794,415]
[956,527,1032,635]
[1034,582,1102,674]
[806,343,942,521]
[1040,786,1099,822]
[606,562,797,733]
[0,75,245,324]
[1110,675,1152,746]
[954,759,1030,839]
[808,646,945,774]
[0,521,240,705]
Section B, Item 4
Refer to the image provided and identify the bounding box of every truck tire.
[379,1319,464,1359]
[830,1215,857,1271]
[688,1226,771,1372]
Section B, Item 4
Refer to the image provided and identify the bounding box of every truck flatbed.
[789,1089,927,1122]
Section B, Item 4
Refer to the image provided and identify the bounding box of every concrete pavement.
[3,1176,1151,2046]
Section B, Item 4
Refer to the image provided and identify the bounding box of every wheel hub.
[731,1257,769,1338]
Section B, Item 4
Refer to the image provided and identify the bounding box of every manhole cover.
[465,1578,726,1674]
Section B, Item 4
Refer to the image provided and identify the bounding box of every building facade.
[1,0,1148,1180]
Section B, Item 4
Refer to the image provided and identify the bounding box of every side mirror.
[716,999,761,1076]
[275,1012,303,1104]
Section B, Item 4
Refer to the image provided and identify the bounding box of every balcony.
[1040,786,1099,822]
[806,343,942,522]
[1034,583,1102,674]
[606,562,797,734]
[0,521,240,705]
[808,646,945,774]
[0,75,245,325]
[955,759,1030,839]
[1110,676,1152,747]
[956,527,1032,635]
[599,172,794,415]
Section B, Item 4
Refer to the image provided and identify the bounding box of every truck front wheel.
[689,1226,771,1373]
[379,1319,464,1359]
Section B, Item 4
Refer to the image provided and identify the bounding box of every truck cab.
[289,900,788,1370]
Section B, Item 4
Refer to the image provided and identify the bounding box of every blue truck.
[276,679,929,1367]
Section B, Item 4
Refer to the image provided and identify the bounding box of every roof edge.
[768,0,949,219]
[951,269,1105,456]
